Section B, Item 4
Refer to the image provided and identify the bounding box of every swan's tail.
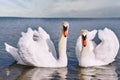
[4,43,25,64]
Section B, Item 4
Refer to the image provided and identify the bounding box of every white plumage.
[5,21,69,67]
[76,28,119,67]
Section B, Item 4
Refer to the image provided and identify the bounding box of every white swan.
[76,28,119,67]
[5,21,69,67]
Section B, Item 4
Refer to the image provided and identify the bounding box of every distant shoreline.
[0,17,120,20]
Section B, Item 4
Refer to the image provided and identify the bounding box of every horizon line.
[0,16,120,19]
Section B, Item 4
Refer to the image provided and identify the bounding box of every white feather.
[5,22,69,67]
[76,28,119,67]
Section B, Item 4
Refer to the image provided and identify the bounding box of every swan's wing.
[95,28,119,63]
[18,28,42,66]
[18,27,57,66]
[4,43,25,64]
[76,36,82,61]
[37,27,57,59]
[88,29,97,40]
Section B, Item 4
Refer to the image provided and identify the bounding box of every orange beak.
[63,30,68,37]
[82,39,87,47]
[82,35,87,47]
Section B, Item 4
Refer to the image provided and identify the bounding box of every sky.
[0,0,120,18]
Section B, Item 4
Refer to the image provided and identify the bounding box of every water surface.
[0,18,120,80]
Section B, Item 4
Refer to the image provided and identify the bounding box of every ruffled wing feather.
[95,28,119,63]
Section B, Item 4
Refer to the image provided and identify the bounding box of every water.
[0,17,120,80]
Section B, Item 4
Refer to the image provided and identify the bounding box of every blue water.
[0,17,120,80]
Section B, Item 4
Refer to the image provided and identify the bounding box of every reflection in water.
[0,64,24,80]
[5,68,10,76]
[17,67,67,80]
[77,64,118,80]
[0,63,119,80]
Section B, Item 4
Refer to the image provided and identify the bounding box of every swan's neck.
[57,30,67,67]
[80,39,96,66]
[81,39,94,58]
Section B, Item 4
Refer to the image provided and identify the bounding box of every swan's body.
[5,22,69,67]
[76,28,119,67]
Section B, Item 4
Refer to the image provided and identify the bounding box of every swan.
[5,21,69,67]
[76,28,119,67]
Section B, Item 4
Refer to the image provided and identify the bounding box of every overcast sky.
[0,0,120,18]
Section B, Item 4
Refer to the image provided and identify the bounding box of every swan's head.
[62,21,69,37]
[80,30,88,47]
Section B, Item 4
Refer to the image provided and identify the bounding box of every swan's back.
[95,28,119,64]
[18,27,57,67]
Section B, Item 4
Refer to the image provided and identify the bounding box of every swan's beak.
[82,35,87,47]
[63,26,68,37]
